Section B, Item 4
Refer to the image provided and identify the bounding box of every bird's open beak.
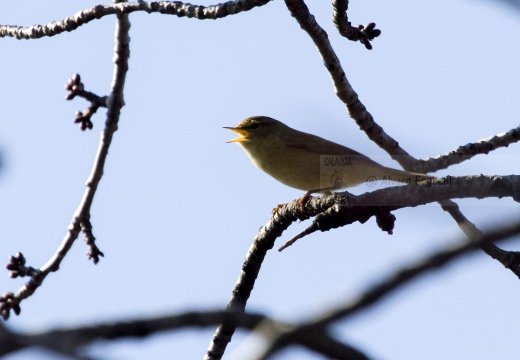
[224,126,248,143]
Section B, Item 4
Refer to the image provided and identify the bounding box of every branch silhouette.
[1,0,518,359]
[205,1,520,357]
[4,219,518,359]
[0,309,369,359]
[253,219,520,359]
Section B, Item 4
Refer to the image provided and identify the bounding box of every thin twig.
[203,227,290,359]
[332,0,381,49]
[0,0,271,40]
[416,125,520,173]
[439,199,520,277]
[65,74,108,131]
[1,5,130,321]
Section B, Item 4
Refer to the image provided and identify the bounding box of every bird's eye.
[250,123,260,130]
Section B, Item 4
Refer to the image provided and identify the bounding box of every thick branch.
[0,310,264,356]
[205,175,519,358]
[203,197,335,359]
[278,175,520,250]
[0,0,271,39]
[1,309,368,360]
[284,0,417,169]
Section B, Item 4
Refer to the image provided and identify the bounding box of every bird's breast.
[240,141,354,191]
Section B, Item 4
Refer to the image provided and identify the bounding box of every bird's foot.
[272,191,313,215]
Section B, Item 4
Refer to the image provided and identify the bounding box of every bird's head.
[224,116,284,144]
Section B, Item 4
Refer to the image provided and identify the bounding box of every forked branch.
[1,9,130,321]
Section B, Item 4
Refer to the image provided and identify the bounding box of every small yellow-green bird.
[225,116,432,200]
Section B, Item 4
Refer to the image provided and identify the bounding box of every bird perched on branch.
[225,116,433,204]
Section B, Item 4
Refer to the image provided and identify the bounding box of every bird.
[225,116,433,203]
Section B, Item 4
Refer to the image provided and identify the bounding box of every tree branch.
[254,219,520,359]
[0,0,271,40]
[278,175,520,248]
[1,5,131,321]
[1,309,369,360]
[284,0,417,169]
[203,196,337,359]
[0,310,264,357]
[205,174,520,358]
[417,125,520,173]
[284,0,520,291]
[332,0,381,49]
[438,199,520,277]
[65,74,108,131]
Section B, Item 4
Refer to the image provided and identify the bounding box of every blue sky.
[1,0,520,359]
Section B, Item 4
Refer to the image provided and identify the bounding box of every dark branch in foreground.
[3,220,518,358]
[253,220,520,359]
[0,309,368,360]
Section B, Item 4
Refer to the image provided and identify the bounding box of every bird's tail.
[376,167,435,186]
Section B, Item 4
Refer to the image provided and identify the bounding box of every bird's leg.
[296,187,337,205]
[272,191,314,215]
[296,190,314,205]
[272,188,335,215]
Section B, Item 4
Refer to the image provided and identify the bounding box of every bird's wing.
[283,130,367,157]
